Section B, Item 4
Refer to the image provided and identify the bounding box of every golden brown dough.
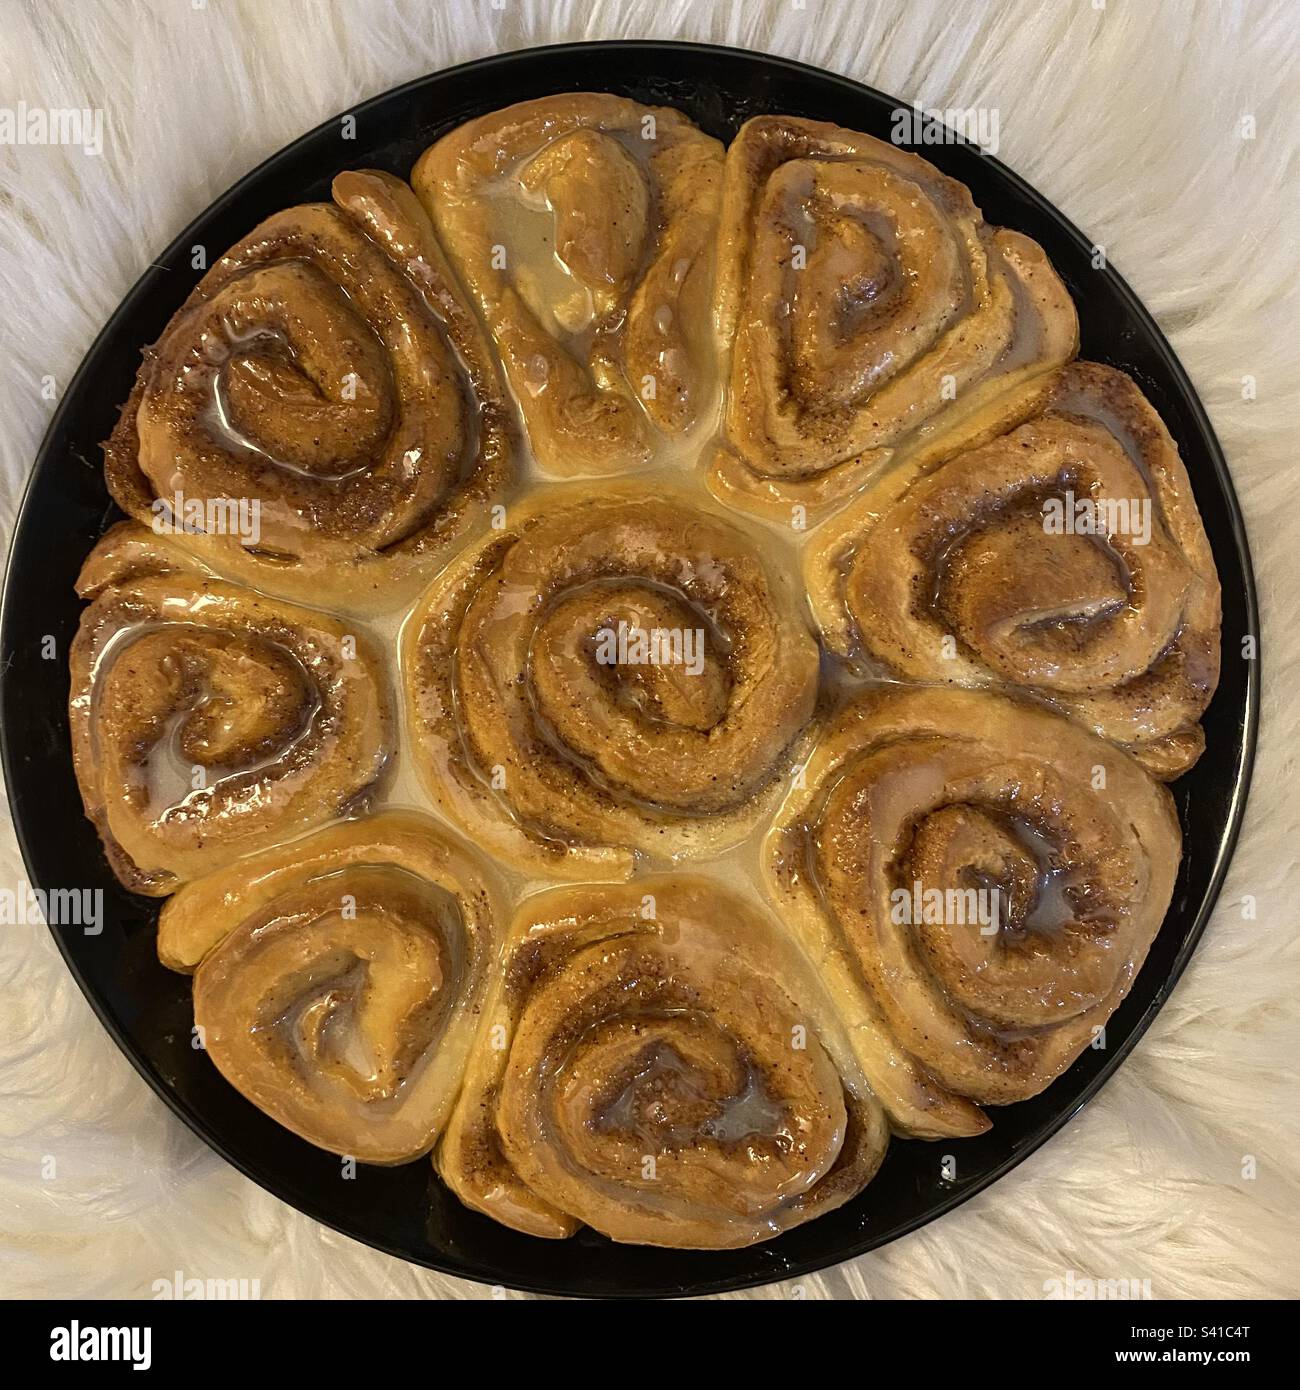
[437,876,889,1248]
[103,170,512,613]
[708,115,1078,523]
[62,95,1219,1252]
[401,485,819,878]
[806,362,1221,776]
[414,94,723,474]
[764,686,1182,1138]
[186,812,500,1164]
[69,523,391,895]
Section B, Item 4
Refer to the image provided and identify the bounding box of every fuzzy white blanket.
[1,0,1297,1301]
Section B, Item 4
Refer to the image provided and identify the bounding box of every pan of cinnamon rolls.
[4,46,1254,1296]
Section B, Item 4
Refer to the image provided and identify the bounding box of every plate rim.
[0,38,1261,1298]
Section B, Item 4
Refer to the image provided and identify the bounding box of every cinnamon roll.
[709,115,1078,523]
[806,362,1221,776]
[413,94,723,474]
[69,523,392,895]
[401,486,819,878]
[437,876,889,1247]
[103,170,512,614]
[764,686,1181,1138]
[184,812,500,1163]
[59,93,1220,1250]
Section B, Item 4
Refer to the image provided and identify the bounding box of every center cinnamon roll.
[401,487,819,878]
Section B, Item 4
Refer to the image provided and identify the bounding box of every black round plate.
[0,41,1258,1298]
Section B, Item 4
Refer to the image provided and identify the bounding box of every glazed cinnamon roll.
[438,877,889,1247]
[413,94,723,474]
[401,486,819,878]
[806,363,1222,776]
[69,523,391,895]
[103,170,512,613]
[764,686,1181,1138]
[182,812,500,1164]
[709,116,1078,523]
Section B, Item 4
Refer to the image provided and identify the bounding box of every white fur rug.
[2,0,1297,1301]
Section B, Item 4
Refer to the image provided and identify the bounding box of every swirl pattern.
[764,686,1181,1138]
[806,362,1222,776]
[708,115,1078,522]
[62,94,1223,1252]
[414,94,724,474]
[69,523,392,895]
[183,812,499,1163]
[401,486,819,877]
[103,170,513,613]
[437,877,888,1247]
